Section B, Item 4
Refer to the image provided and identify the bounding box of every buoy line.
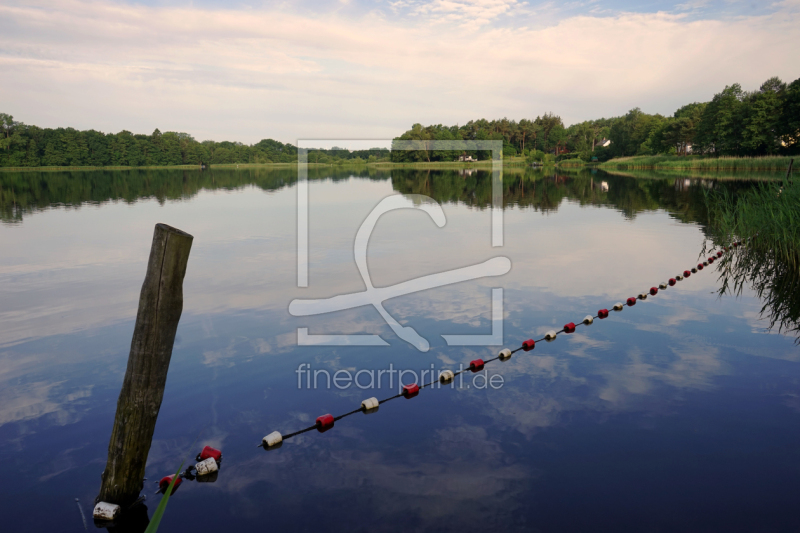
[259,240,749,451]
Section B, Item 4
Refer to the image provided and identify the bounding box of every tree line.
[1,75,797,168]
[393,75,800,162]
[0,118,390,168]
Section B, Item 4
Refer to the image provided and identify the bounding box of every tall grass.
[704,162,800,338]
[706,173,800,271]
[602,155,795,172]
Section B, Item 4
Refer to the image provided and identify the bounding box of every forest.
[1,75,797,168]
[392,76,800,163]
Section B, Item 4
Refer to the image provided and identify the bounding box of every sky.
[1,0,799,144]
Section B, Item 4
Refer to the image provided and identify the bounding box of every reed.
[704,161,800,338]
[706,170,799,272]
[602,155,795,172]
[143,462,184,533]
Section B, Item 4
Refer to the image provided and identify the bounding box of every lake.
[1,166,799,532]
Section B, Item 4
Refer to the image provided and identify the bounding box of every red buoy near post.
[469,359,485,372]
[158,475,182,494]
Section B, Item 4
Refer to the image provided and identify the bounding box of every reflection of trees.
[2,166,761,229]
[392,168,761,227]
[0,167,390,223]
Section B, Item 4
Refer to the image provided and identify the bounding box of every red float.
[717,251,723,257]
[158,475,182,494]
[469,359,485,372]
[563,322,576,333]
[684,270,691,277]
[598,309,609,319]
[668,278,676,286]
[316,414,334,432]
[697,263,704,270]
[649,287,658,296]
[402,383,420,398]
[522,339,536,351]
[196,445,222,464]
[626,297,636,306]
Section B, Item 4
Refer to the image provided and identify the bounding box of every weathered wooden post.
[97,223,193,507]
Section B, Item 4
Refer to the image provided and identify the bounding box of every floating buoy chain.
[259,238,749,451]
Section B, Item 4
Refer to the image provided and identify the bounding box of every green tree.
[740,77,786,155]
[695,83,745,155]
[780,77,800,153]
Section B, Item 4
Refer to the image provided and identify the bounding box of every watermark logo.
[295,363,505,392]
[290,140,509,352]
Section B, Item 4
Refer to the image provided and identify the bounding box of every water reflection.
[0,166,767,225]
[1,166,800,532]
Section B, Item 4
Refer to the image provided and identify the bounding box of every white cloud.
[0,1,798,144]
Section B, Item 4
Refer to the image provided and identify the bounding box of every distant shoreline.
[0,159,533,172]
[0,154,792,173]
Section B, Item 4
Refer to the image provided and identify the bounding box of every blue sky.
[1,0,798,143]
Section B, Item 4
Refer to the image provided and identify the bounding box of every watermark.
[295,363,505,392]
[290,140,508,352]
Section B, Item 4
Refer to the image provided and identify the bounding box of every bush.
[526,149,545,163]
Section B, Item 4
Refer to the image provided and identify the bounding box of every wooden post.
[97,223,193,506]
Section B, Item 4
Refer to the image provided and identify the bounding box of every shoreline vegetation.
[0,157,534,172]
[599,155,794,171]
[0,155,792,175]
[705,175,800,338]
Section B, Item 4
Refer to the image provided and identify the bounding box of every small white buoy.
[582,315,594,325]
[659,283,667,290]
[361,397,379,413]
[262,431,282,448]
[638,293,648,300]
[439,369,455,383]
[196,457,218,476]
[93,502,121,522]
[613,302,624,311]
[498,348,512,361]
[676,275,683,281]
[545,330,557,341]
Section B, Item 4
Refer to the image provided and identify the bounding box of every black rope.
[281,425,317,440]
[262,238,749,447]
[333,407,363,422]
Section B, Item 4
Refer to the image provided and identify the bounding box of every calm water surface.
[1,167,799,532]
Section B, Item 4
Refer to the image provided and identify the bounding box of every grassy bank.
[601,155,794,171]
[557,161,599,168]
